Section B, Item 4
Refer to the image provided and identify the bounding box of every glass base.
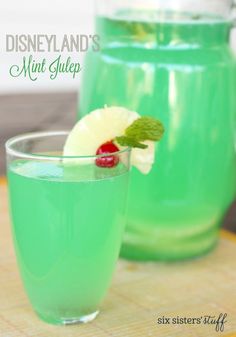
[37,310,99,325]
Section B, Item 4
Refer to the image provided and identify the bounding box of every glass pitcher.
[79,0,236,260]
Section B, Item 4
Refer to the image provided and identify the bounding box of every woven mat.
[0,179,236,337]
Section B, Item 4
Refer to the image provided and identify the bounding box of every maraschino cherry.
[96,141,120,168]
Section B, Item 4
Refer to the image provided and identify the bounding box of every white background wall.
[0,0,94,94]
[0,0,235,94]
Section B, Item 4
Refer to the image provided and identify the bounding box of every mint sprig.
[116,116,164,149]
[116,136,148,149]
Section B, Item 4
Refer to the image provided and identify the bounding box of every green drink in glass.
[6,131,130,325]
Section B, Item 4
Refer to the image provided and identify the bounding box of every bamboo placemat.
[0,179,236,337]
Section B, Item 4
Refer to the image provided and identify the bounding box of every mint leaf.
[116,116,164,149]
[116,136,148,149]
[125,116,164,142]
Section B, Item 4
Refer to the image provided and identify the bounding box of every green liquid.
[8,161,129,323]
[79,12,236,260]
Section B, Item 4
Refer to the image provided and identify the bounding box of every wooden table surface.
[0,179,236,337]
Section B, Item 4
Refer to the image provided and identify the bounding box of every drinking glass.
[6,131,130,325]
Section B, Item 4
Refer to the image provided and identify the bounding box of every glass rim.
[5,130,131,161]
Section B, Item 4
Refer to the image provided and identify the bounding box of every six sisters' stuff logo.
[6,34,100,81]
[156,313,228,332]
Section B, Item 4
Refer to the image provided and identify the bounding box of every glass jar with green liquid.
[79,0,236,260]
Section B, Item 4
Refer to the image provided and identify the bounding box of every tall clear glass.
[79,0,236,260]
[6,131,130,325]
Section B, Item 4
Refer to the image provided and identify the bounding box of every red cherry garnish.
[95,141,120,168]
